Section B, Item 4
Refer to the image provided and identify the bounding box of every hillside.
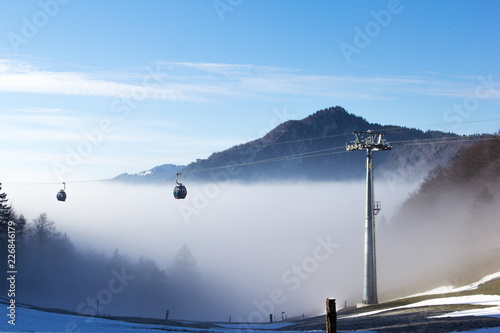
[380,135,500,310]
[115,106,471,183]
[395,135,500,224]
[180,106,465,182]
[334,271,500,332]
[4,270,500,332]
[114,163,184,183]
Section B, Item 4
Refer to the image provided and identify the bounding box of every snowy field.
[1,298,499,333]
[1,305,304,333]
[3,271,500,332]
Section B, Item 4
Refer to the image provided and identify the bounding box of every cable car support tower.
[347,130,391,305]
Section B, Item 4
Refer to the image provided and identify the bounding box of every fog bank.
[10,179,479,321]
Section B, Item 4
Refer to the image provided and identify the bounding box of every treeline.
[395,134,500,225]
[0,203,208,319]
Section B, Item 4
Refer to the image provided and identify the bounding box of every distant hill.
[114,106,476,183]
[113,164,184,183]
[178,106,468,182]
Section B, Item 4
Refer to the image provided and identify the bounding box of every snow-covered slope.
[341,270,500,322]
[342,294,500,320]
[113,163,184,183]
[0,301,307,333]
[409,271,500,298]
[4,271,500,332]
[1,304,167,333]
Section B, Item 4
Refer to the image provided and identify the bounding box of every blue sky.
[1,0,499,183]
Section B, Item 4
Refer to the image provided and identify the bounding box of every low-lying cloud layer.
[8,178,497,321]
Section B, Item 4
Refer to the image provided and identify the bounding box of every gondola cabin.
[57,189,67,201]
[173,173,187,199]
[173,185,187,199]
[57,182,67,202]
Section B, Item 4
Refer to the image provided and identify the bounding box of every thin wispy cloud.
[22,107,67,113]
[0,60,198,101]
[0,59,498,102]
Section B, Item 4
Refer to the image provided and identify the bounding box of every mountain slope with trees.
[181,106,468,182]
[394,134,500,224]
[114,164,184,183]
[382,135,500,299]
[117,106,474,183]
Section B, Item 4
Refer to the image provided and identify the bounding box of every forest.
[395,134,500,223]
[0,202,203,319]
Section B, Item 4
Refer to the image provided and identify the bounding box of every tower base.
[356,302,378,308]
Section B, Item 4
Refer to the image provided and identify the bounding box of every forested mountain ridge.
[395,134,500,222]
[114,163,184,183]
[177,106,469,182]
[115,106,475,183]
[383,134,500,297]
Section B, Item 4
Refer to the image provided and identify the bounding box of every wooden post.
[326,298,337,333]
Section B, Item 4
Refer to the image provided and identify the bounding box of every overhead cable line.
[4,134,499,187]
[176,134,499,176]
[3,121,499,187]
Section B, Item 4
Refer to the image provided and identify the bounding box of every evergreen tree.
[16,214,27,237]
[0,183,12,295]
[0,183,11,234]
[172,244,199,278]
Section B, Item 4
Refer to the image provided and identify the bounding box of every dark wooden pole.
[326,298,337,333]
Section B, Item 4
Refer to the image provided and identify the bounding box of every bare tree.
[31,213,56,244]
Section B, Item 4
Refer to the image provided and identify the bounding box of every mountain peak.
[178,106,462,182]
[114,106,469,183]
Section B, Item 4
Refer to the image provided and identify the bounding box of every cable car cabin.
[57,190,67,202]
[173,185,187,199]
[57,182,67,202]
[173,173,187,199]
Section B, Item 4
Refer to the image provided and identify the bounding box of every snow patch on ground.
[409,271,500,298]
[2,303,381,333]
[451,328,500,332]
[216,322,295,329]
[341,295,500,320]
[2,305,169,332]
